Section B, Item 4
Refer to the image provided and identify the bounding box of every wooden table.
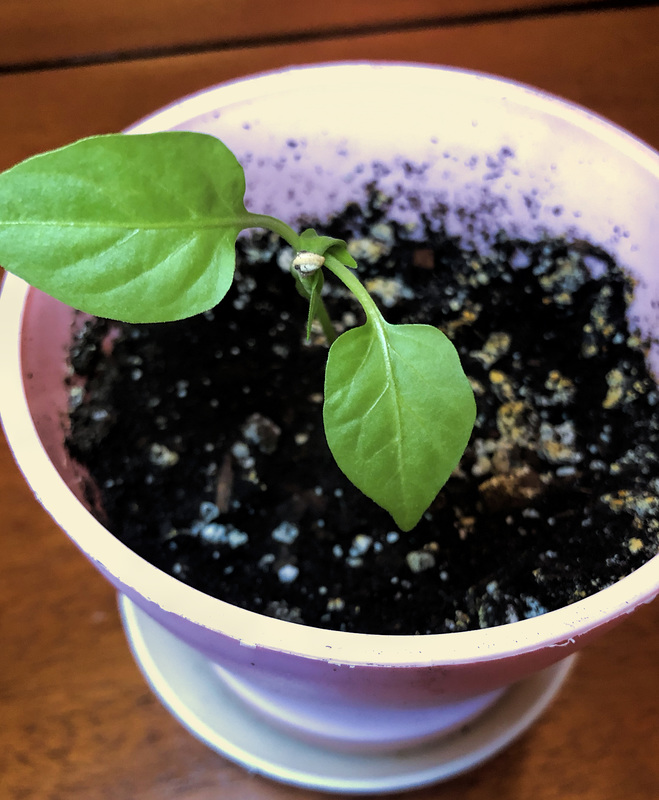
[1,3,658,798]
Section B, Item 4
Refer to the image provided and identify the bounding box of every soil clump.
[66,194,659,634]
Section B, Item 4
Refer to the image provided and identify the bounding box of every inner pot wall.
[2,63,659,750]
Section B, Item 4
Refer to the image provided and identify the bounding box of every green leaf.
[298,228,357,268]
[0,132,249,322]
[324,320,476,531]
[325,240,357,269]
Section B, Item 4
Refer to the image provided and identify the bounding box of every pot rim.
[2,62,659,667]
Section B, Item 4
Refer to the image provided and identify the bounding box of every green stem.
[243,212,338,344]
[324,254,384,327]
[313,293,337,345]
[243,212,301,249]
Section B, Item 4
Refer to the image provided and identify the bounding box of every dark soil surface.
[66,195,659,635]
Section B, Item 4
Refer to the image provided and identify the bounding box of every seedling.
[0,132,475,530]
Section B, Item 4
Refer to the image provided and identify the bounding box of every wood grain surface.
[2,0,608,67]
[1,4,658,799]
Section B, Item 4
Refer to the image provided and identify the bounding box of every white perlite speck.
[406,550,436,573]
[326,597,345,612]
[271,521,299,544]
[148,443,179,467]
[199,501,220,522]
[277,564,299,584]
[231,441,255,469]
[350,534,373,557]
[200,523,227,544]
[227,529,249,549]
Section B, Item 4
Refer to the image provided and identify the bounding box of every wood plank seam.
[1,0,657,75]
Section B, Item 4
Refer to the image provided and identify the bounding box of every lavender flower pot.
[2,63,658,793]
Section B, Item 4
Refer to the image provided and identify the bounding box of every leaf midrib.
[0,217,247,231]
[371,317,408,505]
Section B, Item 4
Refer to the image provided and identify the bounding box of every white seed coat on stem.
[292,251,325,275]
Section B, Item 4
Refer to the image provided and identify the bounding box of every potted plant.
[1,63,658,794]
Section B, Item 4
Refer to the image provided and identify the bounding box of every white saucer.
[118,595,576,795]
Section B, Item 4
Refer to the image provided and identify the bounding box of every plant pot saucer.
[119,594,576,794]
